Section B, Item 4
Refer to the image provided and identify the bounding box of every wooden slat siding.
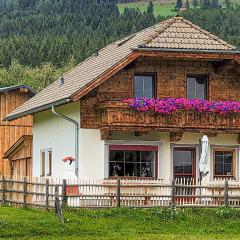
[0,89,33,175]
[72,51,239,102]
[81,57,240,129]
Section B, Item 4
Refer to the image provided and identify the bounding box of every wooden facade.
[80,56,240,139]
[0,87,33,175]
[4,135,32,177]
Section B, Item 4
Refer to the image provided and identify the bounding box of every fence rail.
[1,176,240,209]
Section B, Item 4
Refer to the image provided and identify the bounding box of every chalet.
[0,85,34,175]
[5,17,240,182]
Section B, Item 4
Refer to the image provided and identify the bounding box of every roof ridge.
[139,17,177,48]
[181,18,237,50]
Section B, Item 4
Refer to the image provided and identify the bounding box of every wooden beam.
[206,132,218,138]
[141,51,235,61]
[135,131,148,137]
[170,132,184,142]
[238,133,240,144]
[100,127,111,140]
[213,60,234,74]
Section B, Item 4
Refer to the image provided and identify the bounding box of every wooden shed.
[0,85,34,175]
[4,135,32,177]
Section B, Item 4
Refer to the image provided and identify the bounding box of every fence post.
[23,177,27,208]
[224,180,229,207]
[2,175,6,205]
[55,184,64,224]
[171,180,176,210]
[62,179,67,207]
[45,179,49,211]
[116,178,121,208]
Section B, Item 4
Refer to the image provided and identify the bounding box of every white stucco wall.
[33,102,80,178]
[33,102,105,179]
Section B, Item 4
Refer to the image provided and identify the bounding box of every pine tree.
[192,0,198,8]
[225,0,230,8]
[176,0,183,10]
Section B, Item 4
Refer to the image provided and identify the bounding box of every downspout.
[51,105,79,177]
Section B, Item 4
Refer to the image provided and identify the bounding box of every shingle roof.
[5,17,238,121]
[141,18,236,50]
[0,85,35,96]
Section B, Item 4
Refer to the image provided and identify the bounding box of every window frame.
[133,73,156,98]
[173,147,196,179]
[40,148,52,177]
[213,148,236,178]
[186,74,209,100]
[40,150,46,177]
[108,145,158,179]
[47,150,52,176]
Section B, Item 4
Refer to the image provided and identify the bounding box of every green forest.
[0,0,239,91]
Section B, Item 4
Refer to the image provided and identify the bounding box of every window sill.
[214,175,235,179]
[106,176,160,180]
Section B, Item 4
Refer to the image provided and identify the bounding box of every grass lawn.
[1,206,240,239]
[117,0,240,17]
[117,2,177,17]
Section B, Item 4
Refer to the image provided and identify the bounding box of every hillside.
[0,0,239,91]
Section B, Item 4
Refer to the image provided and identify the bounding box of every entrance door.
[173,148,196,182]
[173,148,196,202]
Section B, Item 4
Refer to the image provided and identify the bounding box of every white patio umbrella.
[199,135,209,178]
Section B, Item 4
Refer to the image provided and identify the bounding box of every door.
[173,148,196,202]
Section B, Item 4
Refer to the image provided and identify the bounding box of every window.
[214,149,236,177]
[40,149,52,177]
[187,75,207,99]
[48,150,52,176]
[134,74,155,98]
[109,145,158,178]
[173,148,195,180]
[40,151,45,177]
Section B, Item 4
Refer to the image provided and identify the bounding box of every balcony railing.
[97,101,240,133]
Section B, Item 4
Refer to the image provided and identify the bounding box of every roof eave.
[0,84,36,96]
[133,47,240,54]
[4,98,71,121]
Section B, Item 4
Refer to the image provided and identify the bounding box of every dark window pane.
[141,163,153,177]
[224,152,233,164]
[174,150,193,175]
[125,163,140,177]
[187,75,207,100]
[215,151,233,176]
[215,162,224,175]
[224,163,232,175]
[109,150,124,162]
[125,151,140,162]
[215,152,224,163]
[109,162,124,177]
[109,148,156,177]
[141,151,154,162]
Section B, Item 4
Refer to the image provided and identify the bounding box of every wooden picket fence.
[1,175,240,209]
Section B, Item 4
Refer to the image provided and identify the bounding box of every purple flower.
[123,98,240,116]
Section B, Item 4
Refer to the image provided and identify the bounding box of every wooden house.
[5,17,240,182]
[0,85,34,175]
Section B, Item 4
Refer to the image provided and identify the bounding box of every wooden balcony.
[97,101,240,139]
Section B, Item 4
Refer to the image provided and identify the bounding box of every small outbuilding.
[4,135,32,177]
